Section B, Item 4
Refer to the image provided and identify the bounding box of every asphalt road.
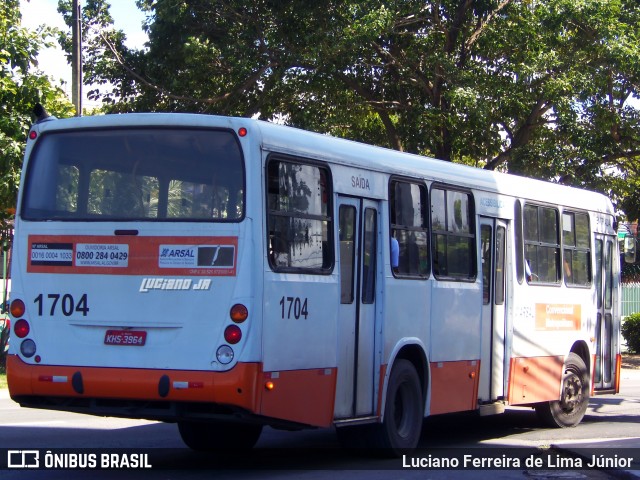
[0,368,639,479]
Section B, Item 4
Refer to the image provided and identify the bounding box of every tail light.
[10,299,25,318]
[230,304,248,323]
[14,319,30,338]
[224,325,242,344]
[216,303,248,365]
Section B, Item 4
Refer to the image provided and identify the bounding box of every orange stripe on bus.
[7,355,261,412]
[507,356,563,405]
[429,360,480,415]
[615,353,622,394]
[260,368,337,427]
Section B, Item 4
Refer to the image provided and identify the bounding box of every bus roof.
[30,112,614,215]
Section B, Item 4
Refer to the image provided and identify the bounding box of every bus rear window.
[22,128,244,221]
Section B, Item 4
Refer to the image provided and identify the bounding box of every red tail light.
[14,319,30,338]
[224,325,242,344]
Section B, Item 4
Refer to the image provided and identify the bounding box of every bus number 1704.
[34,293,90,317]
[279,296,309,320]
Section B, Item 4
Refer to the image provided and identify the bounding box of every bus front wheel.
[535,352,589,428]
[178,420,263,451]
[369,359,423,455]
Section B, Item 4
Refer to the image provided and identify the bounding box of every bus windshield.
[22,128,244,222]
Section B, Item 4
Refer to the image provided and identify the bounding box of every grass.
[0,372,6,390]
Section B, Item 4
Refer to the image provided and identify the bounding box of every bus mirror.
[624,236,636,264]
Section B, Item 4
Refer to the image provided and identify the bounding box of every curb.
[552,444,640,479]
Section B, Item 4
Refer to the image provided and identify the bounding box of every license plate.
[104,330,147,346]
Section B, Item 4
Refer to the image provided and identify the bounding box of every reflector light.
[238,127,247,137]
[10,299,25,318]
[216,345,234,364]
[14,319,30,338]
[224,325,242,344]
[29,130,37,140]
[20,339,36,358]
[265,381,275,391]
[230,304,248,323]
[38,375,68,383]
[173,381,204,389]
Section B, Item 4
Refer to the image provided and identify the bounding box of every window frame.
[523,203,561,285]
[388,176,430,279]
[430,184,476,282]
[265,154,334,275]
[515,200,525,284]
[22,126,246,222]
[562,210,592,287]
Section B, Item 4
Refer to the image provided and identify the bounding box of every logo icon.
[8,450,40,468]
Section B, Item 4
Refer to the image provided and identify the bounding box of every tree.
[0,0,74,228]
[59,0,640,218]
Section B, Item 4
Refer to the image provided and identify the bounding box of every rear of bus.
[7,113,269,448]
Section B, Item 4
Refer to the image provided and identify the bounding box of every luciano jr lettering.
[139,277,212,292]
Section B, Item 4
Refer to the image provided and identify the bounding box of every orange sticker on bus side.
[27,235,238,276]
[535,303,581,330]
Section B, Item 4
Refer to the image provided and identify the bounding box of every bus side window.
[515,200,525,284]
[430,186,475,280]
[266,158,333,273]
[562,211,591,286]
[389,178,429,278]
[524,204,560,284]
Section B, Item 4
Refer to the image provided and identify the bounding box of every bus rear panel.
[7,118,272,424]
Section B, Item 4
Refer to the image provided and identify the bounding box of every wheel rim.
[559,368,584,414]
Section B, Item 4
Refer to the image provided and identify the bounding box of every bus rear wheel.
[536,352,589,428]
[369,359,423,455]
[178,420,263,451]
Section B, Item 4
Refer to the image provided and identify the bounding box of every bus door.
[594,234,616,391]
[334,196,379,418]
[478,217,508,402]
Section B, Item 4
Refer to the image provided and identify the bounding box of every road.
[0,368,639,479]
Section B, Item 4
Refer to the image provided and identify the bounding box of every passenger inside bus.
[391,235,399,274]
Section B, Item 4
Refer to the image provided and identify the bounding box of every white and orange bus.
[7,110,621,453]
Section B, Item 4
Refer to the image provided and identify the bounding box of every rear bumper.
[7,355,261,419]
[7,355,337,427]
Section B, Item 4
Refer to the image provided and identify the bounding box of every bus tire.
[369,359,423,455]
[535,353,589,428]
[177,420,263,451]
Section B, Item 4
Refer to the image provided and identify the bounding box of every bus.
[7,109,621,454]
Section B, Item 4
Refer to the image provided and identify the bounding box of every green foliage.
[1,0,74,225]
[55,0,640,219]
[0,318,8,374]
[622,313,640,354]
